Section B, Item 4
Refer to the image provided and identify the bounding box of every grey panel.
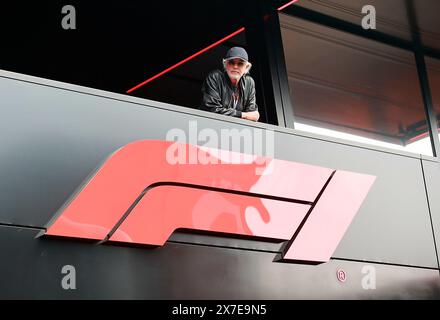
[0,225,439,299]
[0,73,437,268]
[421,159,440,268]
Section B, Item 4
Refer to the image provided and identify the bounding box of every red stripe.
[126,0,300,93]
[126,27,245,93]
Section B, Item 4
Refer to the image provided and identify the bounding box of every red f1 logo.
[42,140,375,264]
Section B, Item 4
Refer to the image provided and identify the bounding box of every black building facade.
[1,0,440,299]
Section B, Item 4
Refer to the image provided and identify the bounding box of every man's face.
[225,58,249,82]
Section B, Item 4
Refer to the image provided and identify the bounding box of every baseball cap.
[224,47,249,62]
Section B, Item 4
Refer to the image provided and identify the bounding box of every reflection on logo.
[42,140,375,264]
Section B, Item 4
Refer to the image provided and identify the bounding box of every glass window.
[295,0,411,42]
[426,56,440,146]
[426,57,440,120]
[279,13,433,156]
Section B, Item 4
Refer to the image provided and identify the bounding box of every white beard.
[227,71,241,81]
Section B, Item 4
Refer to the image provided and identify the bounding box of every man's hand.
[242,110,260,122]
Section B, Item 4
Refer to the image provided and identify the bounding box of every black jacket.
[200,70,258,118]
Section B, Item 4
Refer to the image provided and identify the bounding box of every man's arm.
[242,110,259,121]
[242,77,259,122]
[201,72,242,118]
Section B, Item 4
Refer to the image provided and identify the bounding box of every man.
[200,47,260,122]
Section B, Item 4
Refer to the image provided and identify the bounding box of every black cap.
[224,47,249,62]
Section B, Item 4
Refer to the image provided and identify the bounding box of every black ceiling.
[0,0,250,95]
